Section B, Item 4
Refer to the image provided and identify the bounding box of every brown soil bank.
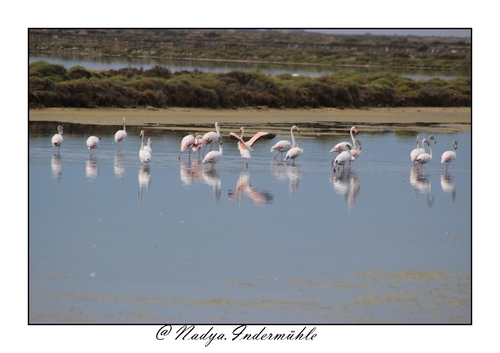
[29,107,471,136]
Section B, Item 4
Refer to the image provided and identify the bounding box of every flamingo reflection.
[409,167,434,207]
[440,172,456,202]
[114,155,125,184]
[330,170,360,210]
[85,157,98,178]
[51,155,62,180]
[270,161,301,194]
[228,171,273,206]
[179,160,203,187]
[138,165,151,203]
[202,168,221,200]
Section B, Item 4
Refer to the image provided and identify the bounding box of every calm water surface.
[29,125,471,323]
[29,54,466,81]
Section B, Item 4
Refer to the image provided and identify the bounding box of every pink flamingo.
[202,139,223,170]
[230,127,270,168]
[332,144,352,172]
[411,135,437,164]
[114,117,127,153]
[441,140,458,172]
[284,141,303,165]
[178,134,196,160]
[202,122,221,155]
[415,138,432,169]
[139,130,151,165]
[270,125,300,161]
[86,136,101,157]
[330,126,358,153]
[51,125,63,154]
[191,134,204,159]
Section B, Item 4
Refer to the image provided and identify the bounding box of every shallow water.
[29,125,471,323]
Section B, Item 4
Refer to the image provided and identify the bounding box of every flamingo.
[415,138,432,169]
[139,130,151,165]
[191,134,204,159]
[51,125,64,154]
[284,141,303,165]
[114,117,127,153]
[330,126,358,153]
[441,140,458,171]
[270,125,300,161]
[144,137,153,154]
[409,135,420,162]
[411,135,437,164]
[332,144,352,172]
[86,136,101,157]
[178,134,196,160]
[202,138,223,170]
[230,127,270,168]
[202,122,221,155]
[348,139,362,167]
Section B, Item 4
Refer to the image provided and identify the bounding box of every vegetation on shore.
[29,29,471,109]
[29,61,471,109]
[29,29,471,72]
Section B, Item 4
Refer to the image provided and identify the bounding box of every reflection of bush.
[29,61,471,109]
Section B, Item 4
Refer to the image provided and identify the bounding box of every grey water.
[28,54,466,81]
[29,125,471,323]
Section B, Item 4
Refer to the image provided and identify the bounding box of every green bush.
[28,61,471,109]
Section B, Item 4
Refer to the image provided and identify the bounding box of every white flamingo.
[330,126,358,153]
[441,140,458,171]
[415,138,432,169]
[230,127,270,168]
[284,141,303,165]
[202,122,221,155]
[139,130,151,165]
[144,137,153,154]
[411,135,437,164]
[202,138,223,170]
[348,139,362,167]
[332,144,352,172]
[86,136,101,157]
[51,125,64,154]
[114,117,127,153]
[409,135,421,162]
[270,125,300,161]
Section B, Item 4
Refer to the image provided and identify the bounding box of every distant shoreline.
[29,107,471,135]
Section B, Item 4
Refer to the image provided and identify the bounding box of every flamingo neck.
[215,123,220,137]
[350,128,356,145]
[291,127,296,147]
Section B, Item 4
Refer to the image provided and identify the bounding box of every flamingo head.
[293,125,301,133]
[429,135,437,144]
[453,140,458,149]
[352,126,358,135]
[355,140,362,149]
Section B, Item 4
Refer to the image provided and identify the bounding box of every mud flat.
[29,107,471,136]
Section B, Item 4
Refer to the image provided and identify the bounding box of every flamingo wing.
[230,131,244,143]
[246,131,270,147]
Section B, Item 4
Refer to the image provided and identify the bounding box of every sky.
[306,29,471,38]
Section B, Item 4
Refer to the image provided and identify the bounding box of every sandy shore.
[29,107,471,136]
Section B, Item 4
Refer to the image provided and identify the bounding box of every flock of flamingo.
[50,117,458,172]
